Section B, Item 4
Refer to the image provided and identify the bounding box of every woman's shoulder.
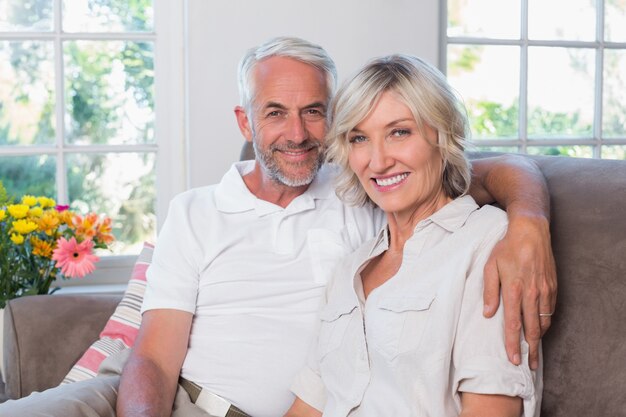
[463,200,508,243]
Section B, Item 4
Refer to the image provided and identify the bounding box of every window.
[444,0,626,159]
[0,0,184,286]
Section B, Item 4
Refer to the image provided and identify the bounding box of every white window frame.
[0,0,186,292]
[441,0,626,157]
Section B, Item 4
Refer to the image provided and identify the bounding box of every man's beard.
[253,138,325,187]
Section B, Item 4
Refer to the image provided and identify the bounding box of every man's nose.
[286,115,308,143]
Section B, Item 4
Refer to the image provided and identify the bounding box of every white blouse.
[291,196,542,417]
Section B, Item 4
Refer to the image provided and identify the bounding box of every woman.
[285,55,541,417]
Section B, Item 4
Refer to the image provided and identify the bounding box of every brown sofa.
[2,154,626,416]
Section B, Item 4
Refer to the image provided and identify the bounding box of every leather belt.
[179,377,251,417]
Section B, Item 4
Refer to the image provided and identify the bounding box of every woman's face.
[347,91,446,218]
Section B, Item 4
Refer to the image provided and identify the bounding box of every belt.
[179,377,251,417]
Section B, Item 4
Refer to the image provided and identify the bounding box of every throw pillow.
[62,241,154,384]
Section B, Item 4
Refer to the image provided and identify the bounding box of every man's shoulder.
[170,184,219,210]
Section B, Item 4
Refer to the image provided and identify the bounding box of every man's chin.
[273,161,321,187]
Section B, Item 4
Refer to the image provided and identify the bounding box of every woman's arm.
[460,392,522,417]
[468,154,557,370]
[283,397,323,417]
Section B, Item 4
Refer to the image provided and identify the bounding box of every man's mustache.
[270,139,323,153]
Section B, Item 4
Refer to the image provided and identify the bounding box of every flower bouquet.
[0,181,114,308]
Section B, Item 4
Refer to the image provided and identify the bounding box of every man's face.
[246,57,329,187]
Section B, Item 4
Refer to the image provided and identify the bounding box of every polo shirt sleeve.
[141,193,202,314]
[290,317,327,412]
[452,221,540,417]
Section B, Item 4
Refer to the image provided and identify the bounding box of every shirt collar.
[426,195,479,232]
[368,195,479,256]
[214,161,336,216]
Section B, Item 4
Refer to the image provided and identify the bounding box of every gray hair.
[237,36,338,115]
[326,54,472,206]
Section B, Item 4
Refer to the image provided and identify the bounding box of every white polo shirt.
[142,161,384,417]
[291,196,542,417]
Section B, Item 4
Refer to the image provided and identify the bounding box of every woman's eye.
[391,128,410,137]
[349,135,367,144]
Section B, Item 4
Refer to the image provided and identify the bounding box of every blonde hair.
[326,54,471,206]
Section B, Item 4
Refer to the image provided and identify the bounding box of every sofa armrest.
[2,294,122,399]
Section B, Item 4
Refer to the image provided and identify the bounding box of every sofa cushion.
[61,242,153,384]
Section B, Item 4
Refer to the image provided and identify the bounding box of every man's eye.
[304,109,325,118]
[267,110,282,118]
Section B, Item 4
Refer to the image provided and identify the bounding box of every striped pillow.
[62,242,154,384]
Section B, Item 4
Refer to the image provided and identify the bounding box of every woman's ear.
[234,106,253,142]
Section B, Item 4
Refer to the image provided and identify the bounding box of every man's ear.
[234,106,253,142]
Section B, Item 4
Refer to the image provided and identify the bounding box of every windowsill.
[53,284,127,295]
[51,254,137,288]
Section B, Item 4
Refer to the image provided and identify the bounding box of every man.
[0,37,555,417]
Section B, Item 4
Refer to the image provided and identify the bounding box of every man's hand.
[483,211,557,370]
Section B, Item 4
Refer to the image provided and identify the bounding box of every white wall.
[186,0,441,187]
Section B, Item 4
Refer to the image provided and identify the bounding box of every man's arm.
[468,154,557,370]
[117,309,193,417]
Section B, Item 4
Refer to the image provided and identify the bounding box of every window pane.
[601,145,626,160]
[0,154,56,197]
[472,146,519,153]
[62,0,154,32]
[605,0,626,42]
[527,145,593,158]
[447,0,520,39]
[66,152,156,254]
[528,47,594,138]
[0,0,53,31]
[528,0,595,41]
[0,41,55,146]
[64,41,155,145]
[448,45,519,139]
[603,49,626,138]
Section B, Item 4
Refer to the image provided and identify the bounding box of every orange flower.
[31,236,54,258]
[96,217,115,244]
[38,212,61,236]
[72,213,99,239]
[58,210,74,226]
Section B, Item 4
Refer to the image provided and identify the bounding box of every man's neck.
[242,163,310,208]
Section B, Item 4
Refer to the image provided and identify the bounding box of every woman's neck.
[386,191,452,253]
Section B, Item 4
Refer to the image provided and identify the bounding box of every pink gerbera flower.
[52,237,100,278]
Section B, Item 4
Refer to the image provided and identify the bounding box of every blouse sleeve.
[452,221,542,417]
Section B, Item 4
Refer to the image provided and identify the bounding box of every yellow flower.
[37,197,56,208]
[12,219,38,234]
[22,195,38,207]
[10,233,24,245]
[38,211,61,235]
[28,206,44,218]
[7,204,30,219]
[0,209,5,222]
[31,236,54,258]
[58,210,74,226]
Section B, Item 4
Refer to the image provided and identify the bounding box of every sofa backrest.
[532,155,626,416]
